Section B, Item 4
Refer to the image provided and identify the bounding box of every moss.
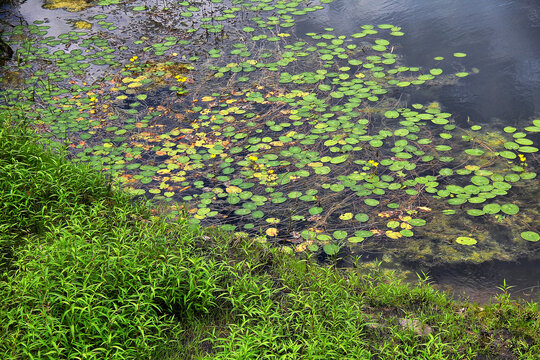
[0,71,25,87]
[469,248,510,263]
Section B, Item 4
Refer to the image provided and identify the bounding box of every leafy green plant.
[0,117,538,360]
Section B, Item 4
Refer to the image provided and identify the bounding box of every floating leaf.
[465,148,484,156]
[471,176,489,186]
[354,213,369,222]
[385,110,399,119]
[501,204,519,215]
[333,230,348,240]
[456,237,477,245]
[521,231,539,242]
[482,203,501,214]
[364,198,379,206]
[266,228,278,237]
[407,218,426,226]
[499,151,516,159]
[331,155,348,164]
[400,229,414,237]
[226,186,242,194]
[323,243,340,256]
[387,221,400,229]
[467,209,485,216]
[339,212,353,220]
[518,146,538,153]
[317,234,332,242]
[386,231,402,239]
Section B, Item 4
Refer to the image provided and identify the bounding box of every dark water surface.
[298,0,540,126]
[428,258,540,302]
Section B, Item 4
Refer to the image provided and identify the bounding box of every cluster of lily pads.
[0,0,538,261]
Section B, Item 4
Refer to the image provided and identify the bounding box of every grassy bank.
[0,114,538,359]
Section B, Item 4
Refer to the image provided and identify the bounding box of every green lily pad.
[518,146,538,153]
[521,231,539,242]
[364,198,379,206]
[323,243,340,256]
[385,110,399,119]
[501,204,519,215]
[456,237,476,245]
[499,151,517,159]
[407,218,426,226]
[471,176,489,186]
[465,149,484,156]
[467,209,485,216]
[482,203,501,214]
[354,213,369,222]
[317,234,332,242]
[333,230,348,240]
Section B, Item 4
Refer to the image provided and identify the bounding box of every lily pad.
[482,203,501,214]
[456,237,477,245]
[407,218,426,226]
[467,209,485,216]
[354,213,369,222]
[520,231,539,242]
[501,203,519,215]
[323,243,340,256]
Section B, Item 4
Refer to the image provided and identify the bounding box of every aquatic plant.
[0,0,537,262]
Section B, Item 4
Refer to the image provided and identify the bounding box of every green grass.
[0,112,538,359]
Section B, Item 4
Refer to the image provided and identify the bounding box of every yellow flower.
[368,160,379,167]
[175,75,187,83]
[277,33,290,37]
[248,155,258,161]
[172,53,178,56]
[130,56,138,62]
[518,154,526,162]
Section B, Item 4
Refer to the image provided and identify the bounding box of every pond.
[0,0,538,303]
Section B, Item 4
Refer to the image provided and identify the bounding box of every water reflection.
[427,258,540,303]
[297,0,540,124]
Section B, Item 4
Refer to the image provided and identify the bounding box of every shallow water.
[426,258,540,303]
[1,0,538,303]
